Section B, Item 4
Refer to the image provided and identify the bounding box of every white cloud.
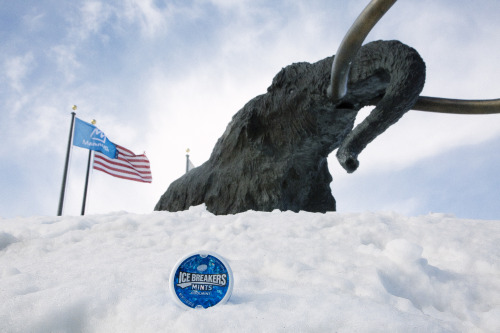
[78,1,113,40]
[119,0,183,38]
[21,11,46,32]
[49,45,81,83]
[4,53,35,92]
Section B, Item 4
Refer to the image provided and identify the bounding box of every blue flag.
[73,118,117,158]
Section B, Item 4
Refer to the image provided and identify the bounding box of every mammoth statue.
[155,0,499,215]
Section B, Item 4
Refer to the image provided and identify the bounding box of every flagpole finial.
[91,119,96,125]
[186,148,190,153]
[72,105,77,110]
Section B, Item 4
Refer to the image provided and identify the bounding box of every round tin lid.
[169,251,233,309]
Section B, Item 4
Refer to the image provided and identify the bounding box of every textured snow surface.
[1,205,499,332]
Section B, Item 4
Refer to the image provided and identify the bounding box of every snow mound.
[1,206,499,332]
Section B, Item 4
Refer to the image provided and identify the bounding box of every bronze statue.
[155,0,499,215]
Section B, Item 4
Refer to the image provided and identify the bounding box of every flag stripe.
[93,160,152,180]
[117,145,135,156]
[98,155,150,170]
[94,157,152,182]
[93,144,152,183]
[94,165,152,183]
[93,158,151,178]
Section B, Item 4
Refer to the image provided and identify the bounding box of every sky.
[1,0,499,219]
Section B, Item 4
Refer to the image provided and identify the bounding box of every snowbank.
[1,206,499,332]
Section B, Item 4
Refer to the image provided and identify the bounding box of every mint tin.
[170,251,233,309]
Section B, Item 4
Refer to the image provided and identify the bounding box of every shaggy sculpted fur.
[155,40,426,215]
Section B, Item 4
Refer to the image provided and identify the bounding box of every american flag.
[93,145,152,183]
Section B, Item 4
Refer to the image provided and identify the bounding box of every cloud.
[21,10,46,32]
[76,1,110,37]
[49,45,82,83]
[121,0,169,37]
[3,52,35,92]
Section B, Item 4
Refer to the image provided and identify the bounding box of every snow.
[1,205,499,332]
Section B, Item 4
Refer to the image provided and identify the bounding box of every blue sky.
[1,0,499,219]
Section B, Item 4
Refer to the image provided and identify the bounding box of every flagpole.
[81,119,97,216]
[57,107,77,216]
[81,150,93,215]
[186,148,190,174]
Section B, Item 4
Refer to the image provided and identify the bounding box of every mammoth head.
[329,0,500,115]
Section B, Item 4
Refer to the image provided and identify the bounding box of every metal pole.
[57,109,77,216]
[185,148,190,174]
[81,150,93,215]
[81,119,97,216]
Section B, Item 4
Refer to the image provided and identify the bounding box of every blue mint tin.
[169,251,233,309]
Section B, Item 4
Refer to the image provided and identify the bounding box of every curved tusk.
[328,0,397,103]
[413,96,500,114]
